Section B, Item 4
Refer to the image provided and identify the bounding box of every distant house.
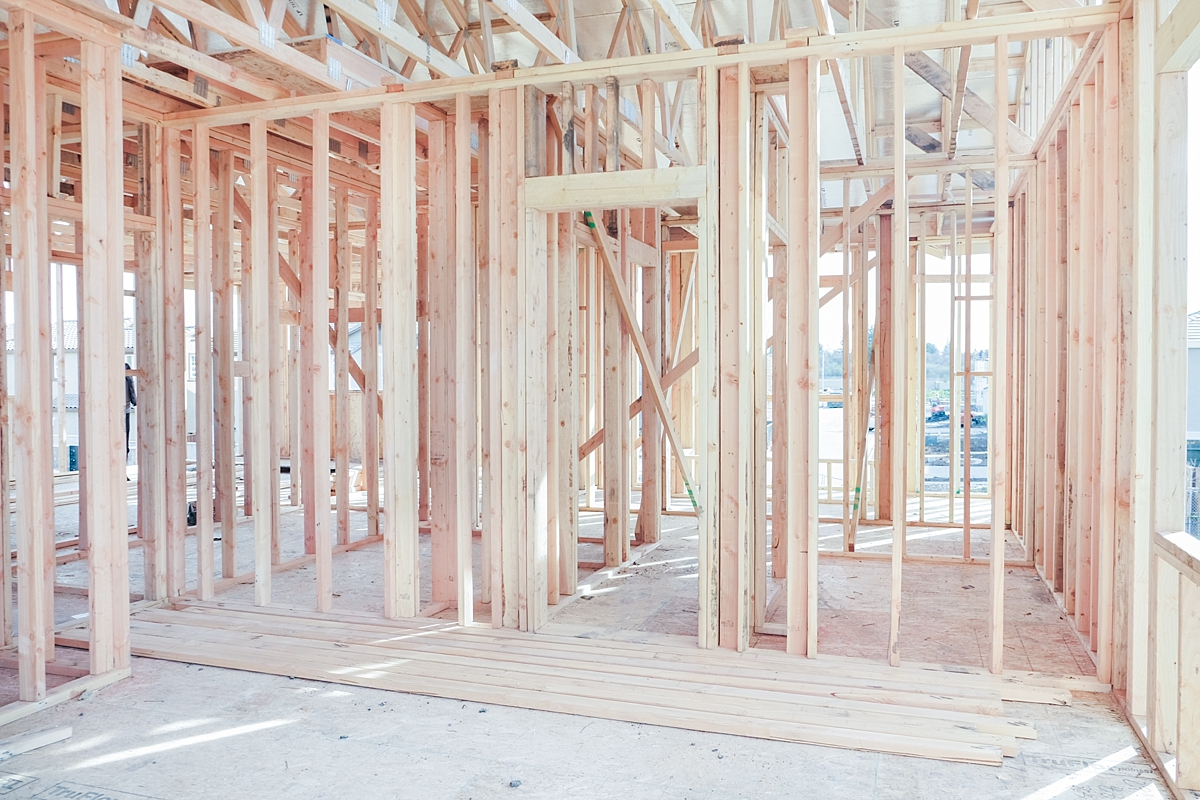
[6,320,136,466]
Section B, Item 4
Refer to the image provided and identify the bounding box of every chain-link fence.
[1187,463,1200,538]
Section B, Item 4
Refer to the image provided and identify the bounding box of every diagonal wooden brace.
[584,210,695,492]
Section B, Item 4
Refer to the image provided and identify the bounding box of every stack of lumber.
[56,601,1080,765]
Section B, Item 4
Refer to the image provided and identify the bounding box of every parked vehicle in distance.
[820,388,843,409]
[927,403,948,423]
[962,407,987,428]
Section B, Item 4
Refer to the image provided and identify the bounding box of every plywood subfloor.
[55,600,1088,766]
[769,556,1097,676]
[551,517,1095,676]
[0,655,1173,800]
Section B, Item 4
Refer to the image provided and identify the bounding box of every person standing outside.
[125,362,137,462]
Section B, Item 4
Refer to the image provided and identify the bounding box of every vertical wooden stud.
[429,117,457,607]
[988,34,1010,675]
[888,44,909,668]
[214,150,238,577]
[1094,27,1120,682]
[455,92,477,624]
[716,62,753,652]
[785,56,819,657]
[557,83,579,597]
[697,64,720,650]
[80,38,130,675]
[481,106,503,624]
[334,188,352,548]
[0,187,10,648]
[268,166,283,564]
[363,198,381,540]
[309,110,333,611]
[135,123,168,602]
[194,124,216,600]
[161,123,187,598]
[11,10,50,699]
[381,100,420,619]
[249,117,274,606]
[637,78,663,547]
[602,79,628,569]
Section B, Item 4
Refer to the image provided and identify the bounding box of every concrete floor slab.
[0,658,1176,800]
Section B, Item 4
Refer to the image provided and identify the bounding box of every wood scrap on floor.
[0,727,72,762]
[55,601,1057,766]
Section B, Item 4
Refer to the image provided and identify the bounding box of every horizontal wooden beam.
[903,126,995,190]
[0,0,122,45]
[807,5,1113,57]
[0,668,131,728]
[161,5,1119,129]
[819,152,1035,180]
[526,166,705,211]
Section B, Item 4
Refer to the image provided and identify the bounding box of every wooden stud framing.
[786,56,819,658]
[698,63,720,650]
[525,105,550,633]
[309,109,333,612]
[214,149,238,579]
[11,9,52,699]
[363,197,381,542]
[480,109,500,624]
[334,188,351,549]
[135,124,167,604]
[638,77,663,548]
[1094,26,1119,685]
[162,123,186,599]
[194,123,216,601]
[888,44,909,669]
[602,79,628,571]
[1148,68,1188,761]
[717,63,752,651]
[429,116,457,607]
[988,34,1009,675]
[454,92,477,625]
[80,37,131,676]
[268,165,283,566]
[249,116,274,606]
[556,82,580,599]
[381,100,419,619]
[4,0,1195,768]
